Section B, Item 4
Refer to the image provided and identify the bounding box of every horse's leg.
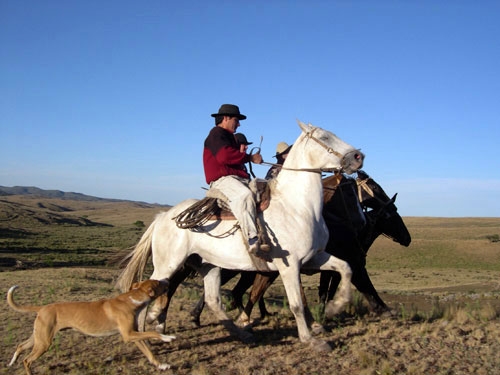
[318,271,334,304]
[276,262,330,351]
[230,271,257,311]
[189,296,205,327]
[148,266,193,333]
[236,272,277,325]
[326,271,341,302]
[351,267,389,313]
[190,268,240,327]
[299,277,326,335]
[201,264,255,344]
[302,251,352,320]
[251,273,275,320]
[145,239,191,329]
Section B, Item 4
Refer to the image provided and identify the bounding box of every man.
[265,141,292,179]
[203,104,264,257]
[235,133,252,153]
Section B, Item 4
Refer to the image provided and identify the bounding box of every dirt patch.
[1,267,499,375]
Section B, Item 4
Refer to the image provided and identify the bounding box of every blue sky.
[1,1,499,217]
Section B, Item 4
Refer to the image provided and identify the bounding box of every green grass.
[366,217,500,272]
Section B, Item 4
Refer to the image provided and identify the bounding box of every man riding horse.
[203,104,269,260]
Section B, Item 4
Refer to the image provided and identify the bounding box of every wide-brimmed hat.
[211,104,247,120]
[274,142,292,157]
[234,133,253,145]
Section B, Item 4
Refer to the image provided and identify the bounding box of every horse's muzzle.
[342,150,364,174]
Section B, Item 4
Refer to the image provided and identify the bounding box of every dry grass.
[1,196,500,374]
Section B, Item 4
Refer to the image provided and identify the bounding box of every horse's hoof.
[369,306,395,318]
[380,308,398,318]
[325,300,344,319]
[236,317,254,328]
[309,338,332,352]
[310,322,326,335]
[190,318,201,328]
[239,330,256,344]
[154,323,166,333]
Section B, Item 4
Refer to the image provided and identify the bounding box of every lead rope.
[248,136,263,179]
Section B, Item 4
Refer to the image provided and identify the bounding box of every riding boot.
[248,237,272,262]
[248,236,260,254]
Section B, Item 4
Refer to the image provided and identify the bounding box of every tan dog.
[7,279,176,374]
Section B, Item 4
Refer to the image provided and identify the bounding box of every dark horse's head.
[356,170,411,248]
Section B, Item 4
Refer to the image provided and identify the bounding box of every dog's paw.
[158,363,172,370]
[160,334,176,342]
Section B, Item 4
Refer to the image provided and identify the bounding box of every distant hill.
[0,185,140,203]
[0,186,172,270]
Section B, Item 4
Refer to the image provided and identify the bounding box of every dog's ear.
[130,282,140,291]
[147,281,160,297]
[148,287,156,297]
[147,279,168,297]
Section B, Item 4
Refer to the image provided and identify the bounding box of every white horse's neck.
[271,133,325,218]
[273,169,324,219]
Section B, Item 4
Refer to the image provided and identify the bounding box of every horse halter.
[261,127,362,174]
[304,128,363,173]
[304,128,344,159]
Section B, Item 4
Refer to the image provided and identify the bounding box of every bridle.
[356,177,399,242]
[304,127,345,159]
[260,127,361,174]
[356,176,379,204]
[356,176,397,214]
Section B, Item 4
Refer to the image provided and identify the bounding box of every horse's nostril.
[355,153,361,160]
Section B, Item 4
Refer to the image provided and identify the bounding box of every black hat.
[211,104,247,120]
[235,133,253,145]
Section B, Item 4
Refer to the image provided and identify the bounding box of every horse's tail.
[115,218,157,292]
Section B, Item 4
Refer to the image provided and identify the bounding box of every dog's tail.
[7,286,41,313]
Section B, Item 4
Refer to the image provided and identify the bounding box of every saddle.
[173,179,271,229]
[209,178,271,220]
[173,179,273,270]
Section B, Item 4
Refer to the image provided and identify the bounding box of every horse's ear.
[297,119,309,133]
[357,170,369,180]
[391,193,398,203]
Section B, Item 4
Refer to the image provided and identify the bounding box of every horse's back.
[159,199,200,218]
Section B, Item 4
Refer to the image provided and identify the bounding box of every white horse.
[116,121,364,350]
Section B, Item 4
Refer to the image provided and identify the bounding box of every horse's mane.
[265,176,279,195]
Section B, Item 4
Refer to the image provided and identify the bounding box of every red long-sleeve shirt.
[203,126,251,184]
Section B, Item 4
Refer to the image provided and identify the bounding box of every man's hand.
[250,152,263,164]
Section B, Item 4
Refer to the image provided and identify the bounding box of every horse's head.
[289,121,364,174]
[357,171,411,247]
[366,199,411,247]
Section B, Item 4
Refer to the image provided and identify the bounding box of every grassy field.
[1,195,499,374]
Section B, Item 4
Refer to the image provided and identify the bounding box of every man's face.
[220,116,240,133]
[239,143,248,153]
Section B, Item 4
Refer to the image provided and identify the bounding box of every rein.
[258,128,351,174]
[260,161,337,174]
[305,127,344,159]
